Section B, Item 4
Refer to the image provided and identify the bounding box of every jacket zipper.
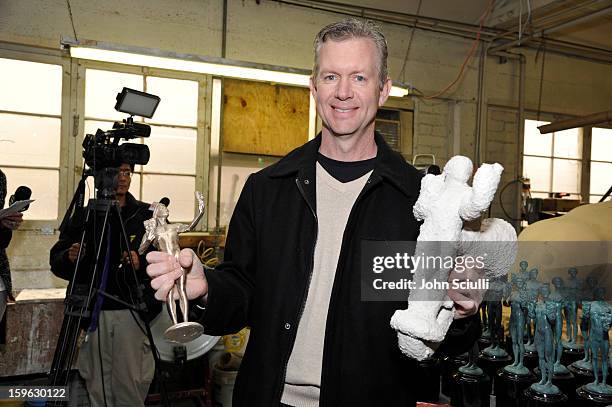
[274,177,319,404]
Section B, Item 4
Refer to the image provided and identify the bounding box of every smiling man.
[146,19,481,406]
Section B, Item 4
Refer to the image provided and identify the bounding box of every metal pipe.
[276,0,612,65]
[516,53,526,231]
[288,0,500,35]
[488,32,543,55]
[537,5,612,33]
[488,0,602,42]
[538,110,612,133]
[488,5,612,55]
[275,0,502,39]
[475,44,487,164]
[216,0,228,234]
[221,0,228,58]
[526,0,605,29]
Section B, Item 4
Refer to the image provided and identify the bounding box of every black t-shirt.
[317,152,376,183]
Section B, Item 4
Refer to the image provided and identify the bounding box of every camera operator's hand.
[0,212,23,230]
[67,243,83,263]
[146,248,208,302]
[122,250,140,270]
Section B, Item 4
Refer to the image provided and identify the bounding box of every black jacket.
[196,133,480,406]
[49,192,161,322]
[0,169,13,298]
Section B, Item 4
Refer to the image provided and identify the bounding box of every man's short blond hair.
[312,18,389,89]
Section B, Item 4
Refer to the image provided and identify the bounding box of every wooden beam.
[538,110,612,134]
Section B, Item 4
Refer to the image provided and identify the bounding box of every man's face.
[116,163,132,196]
[310,37,391,140]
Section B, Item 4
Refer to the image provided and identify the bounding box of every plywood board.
[222,79,309,156]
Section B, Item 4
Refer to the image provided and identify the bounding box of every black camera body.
[82,118,151,200]
[83,119,151,170]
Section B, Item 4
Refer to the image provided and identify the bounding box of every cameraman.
[50,163,161,406]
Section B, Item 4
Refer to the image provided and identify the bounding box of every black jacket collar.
[268,132,420,199]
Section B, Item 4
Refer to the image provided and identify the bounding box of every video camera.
[83,88,160,170]
[82,88,160,199]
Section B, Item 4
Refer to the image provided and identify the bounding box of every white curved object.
[150,309,220,362]
[391,155,509,360]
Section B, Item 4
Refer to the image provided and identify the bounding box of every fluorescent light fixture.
[65,38,410,97]
[68,40,311,86]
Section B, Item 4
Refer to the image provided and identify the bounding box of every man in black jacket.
[50,163,160,406]
[147,19,482,406]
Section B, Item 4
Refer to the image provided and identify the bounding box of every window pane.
[2,167,58,220]
[530,192,549,198]
[85,69,143,120]
[590,195,604,203]
[84,119,116,137]
[0,58,62,115]
[141,175,195,222]
[552,159,581,194]
[524,120,552,156]
[590,161,612,195]
[553,128,581,159]
[0,114,61,168]
[145,77,198,126]
[523,156,551,192]
[208,164,256,228]
[144,126,197,174]
[592,128,612,162]
[83,177,94,207]
[208,153,277,228]
[130,173,142,200]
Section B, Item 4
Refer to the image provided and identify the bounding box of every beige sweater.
[281,163,372,407]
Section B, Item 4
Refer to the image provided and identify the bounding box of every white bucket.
[212,361,238,407]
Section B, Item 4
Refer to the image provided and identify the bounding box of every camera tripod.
[47,168,168,406]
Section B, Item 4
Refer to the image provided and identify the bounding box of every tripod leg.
[49,200,112,393]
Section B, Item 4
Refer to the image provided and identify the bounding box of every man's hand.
[146,248,208,302]
[0,212,23,230]
[122,250,141,270]
[447,263,486,319]
[67,243,82,263]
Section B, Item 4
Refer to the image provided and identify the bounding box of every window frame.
[522,116,584,199]
[522,116,612,203]
[0,45,72,230]
[588,125,612,202]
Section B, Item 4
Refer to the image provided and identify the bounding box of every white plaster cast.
[460,218,518,280]
[390,156,510,360]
